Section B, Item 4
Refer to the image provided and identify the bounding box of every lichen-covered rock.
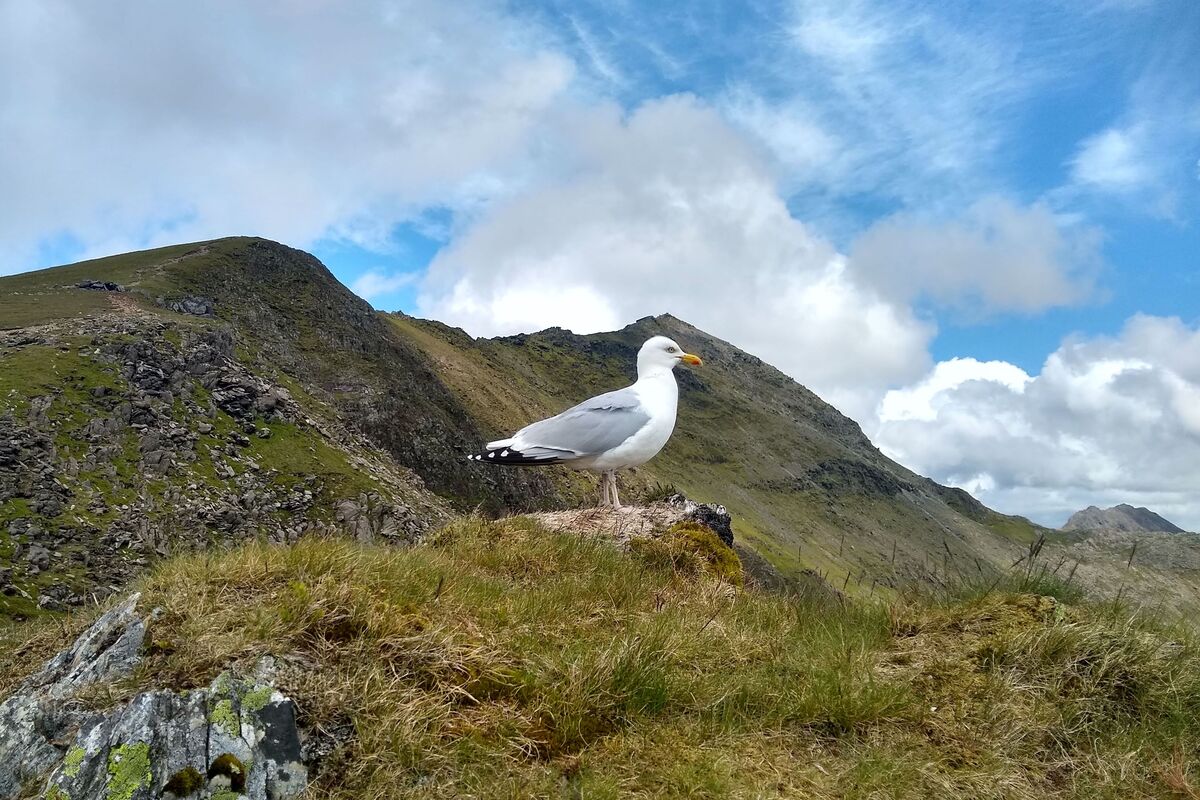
[0,594,147,796]
[0,594,307,800]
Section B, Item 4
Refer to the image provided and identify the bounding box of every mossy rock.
[632,521,743,587]
[163,765,204,796]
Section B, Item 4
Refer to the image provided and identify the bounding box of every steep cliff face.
[1064,503,1187,534]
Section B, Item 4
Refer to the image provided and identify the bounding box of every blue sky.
[3,0,1198,527]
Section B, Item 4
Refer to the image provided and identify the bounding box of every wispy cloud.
[1057,2,1200,219]
[350,270,419,302]
[566,14,627,87]
[735,0,1046,208]
[1071,128,1151,190]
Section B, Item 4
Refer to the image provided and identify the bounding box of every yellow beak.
[680,352,703,366]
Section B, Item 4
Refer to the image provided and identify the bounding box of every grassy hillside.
[6,238,1200,798]
[0,251,449,620]
[386,314,1055,590]
[4,236,1198,615]
[5,518,1200,799]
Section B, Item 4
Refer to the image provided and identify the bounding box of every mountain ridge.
[4,236,1199,616]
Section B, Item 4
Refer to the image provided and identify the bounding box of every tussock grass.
[6,516,1200,798]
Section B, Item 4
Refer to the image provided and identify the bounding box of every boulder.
[167,296,215,316]
[75,280,125,292]
[0,594,307,800]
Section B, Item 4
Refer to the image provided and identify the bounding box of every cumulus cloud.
[0,0,573,273]
[850,197,1103,315]
[874,315,1200,530]
[417,95,933,420]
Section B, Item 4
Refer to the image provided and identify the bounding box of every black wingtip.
[467,446,562,466]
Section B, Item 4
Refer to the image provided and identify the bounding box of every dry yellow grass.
[4,516,1200,798]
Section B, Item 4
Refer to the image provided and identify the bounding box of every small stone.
[25,545,51,570]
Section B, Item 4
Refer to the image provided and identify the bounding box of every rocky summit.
[1063,503,1187,534]
[5,237,1200,798]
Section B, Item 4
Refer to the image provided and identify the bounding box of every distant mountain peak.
[1063,504,1186,534]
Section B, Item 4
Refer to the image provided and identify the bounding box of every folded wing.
[472,388,650,465]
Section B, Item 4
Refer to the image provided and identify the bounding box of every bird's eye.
[667,346,678,353]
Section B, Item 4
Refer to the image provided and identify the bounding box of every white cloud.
[877,358,1032,423]
[722,0,1043,209]
[850,197,1103,314]
[874,315,1200,530]
[1070,127,1150,190]
[1060,15,1200,217]
[721,89,840,186]
[0,0,574,274]
[350,270,419,302]
[418,95,933,421]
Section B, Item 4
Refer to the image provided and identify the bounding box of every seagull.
[469,335,702,508]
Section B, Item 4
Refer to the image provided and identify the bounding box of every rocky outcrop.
[529,493,735,549]
[0,594,306,800]
[1063,504,1186,534]
[75,280,125,292]
[166,295,214,316]
[0,314,447,618]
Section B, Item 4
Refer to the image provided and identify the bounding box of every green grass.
[5,517,1200,798]
[0,343,124,416]
[245,421,380,500]
[0,322,411,620]
[0,242,208,328]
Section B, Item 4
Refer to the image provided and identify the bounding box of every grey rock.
[25,544,51,570]
[0,594,307,800]
[336,493,421,544]
[0,594,146,796]
[75,280,125,292]
[666,493,734,546]
[142,449,173,474]
[167,295,214,316]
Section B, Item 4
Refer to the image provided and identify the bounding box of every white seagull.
[469,336,703,508]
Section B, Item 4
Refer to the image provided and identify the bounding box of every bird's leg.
[610,471,622,510]
[598,471,611,507]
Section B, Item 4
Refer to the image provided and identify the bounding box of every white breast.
[583,371,678,471]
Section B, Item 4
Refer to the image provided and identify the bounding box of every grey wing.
[512,387,649,457]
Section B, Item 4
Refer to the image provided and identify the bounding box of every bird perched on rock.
[469,335,702,508]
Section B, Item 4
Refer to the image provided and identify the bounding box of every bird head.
[638,335,702,376]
